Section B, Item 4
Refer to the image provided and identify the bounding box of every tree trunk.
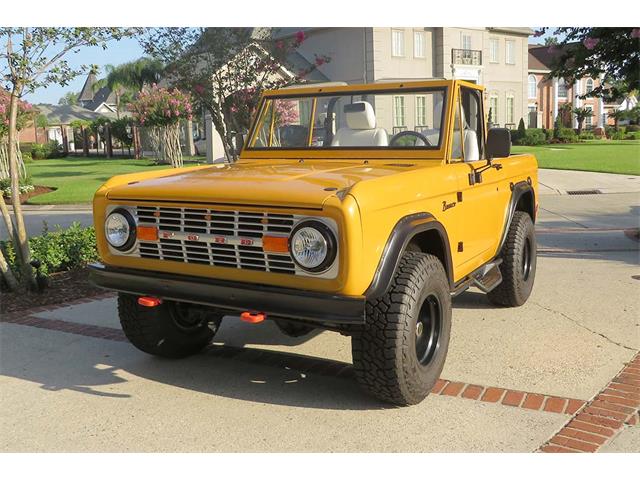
[184,118,195,157]
[105,124,113,158]
[0,247,19,291]
[82,127,90,156]
[7,85,34,289]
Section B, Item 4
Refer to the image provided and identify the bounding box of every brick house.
[527,44,634,130]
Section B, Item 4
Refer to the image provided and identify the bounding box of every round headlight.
[290,220,336,272]
[105,209,136,251]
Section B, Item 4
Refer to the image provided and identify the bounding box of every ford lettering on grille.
[134,206,297,274]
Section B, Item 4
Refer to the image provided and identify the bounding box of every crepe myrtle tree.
[141,28,330,161]
[534,28,640,100]
[129,85,193,167]
[0,27,140,291]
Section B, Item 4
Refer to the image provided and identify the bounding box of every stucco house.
[276,27,532,130]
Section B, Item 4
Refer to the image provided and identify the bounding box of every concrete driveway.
[1,174,639,452]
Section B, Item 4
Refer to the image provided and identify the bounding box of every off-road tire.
[118,293,219,358]
[488,211,537,307]
[351,252,452,405]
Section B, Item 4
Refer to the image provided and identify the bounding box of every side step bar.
[452,259,503,297]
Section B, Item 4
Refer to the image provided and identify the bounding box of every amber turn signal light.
[137,225,158,241]
[262,235,289,253]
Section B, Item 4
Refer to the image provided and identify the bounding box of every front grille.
[134,206,297,274]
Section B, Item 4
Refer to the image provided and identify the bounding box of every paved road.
[1,177,639,452]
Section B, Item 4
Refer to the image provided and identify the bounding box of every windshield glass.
[248,88,446,150]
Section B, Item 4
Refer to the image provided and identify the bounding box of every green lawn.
[27,156,206,204]
[512,140,640,175]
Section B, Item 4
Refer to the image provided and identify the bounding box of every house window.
[505,40,515,65]
[462,33,472,51]
[415,95,427,126]
[586,78,594,94]
[557,79,567,98]
[489,38,499,63]
[489,94,499,124]
[505,94,515,125]
[585,106,593,129]
[393,96,406,127]
[392,29,405,57]
[414,31,425,58]
[528,75,537,99]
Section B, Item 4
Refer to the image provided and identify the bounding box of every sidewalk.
[538,169,640,195]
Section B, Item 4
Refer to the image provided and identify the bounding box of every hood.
[106,160,430,208]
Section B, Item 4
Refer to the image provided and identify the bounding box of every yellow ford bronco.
[90,79,538,405]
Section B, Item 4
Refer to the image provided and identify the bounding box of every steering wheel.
[389,130,432,147]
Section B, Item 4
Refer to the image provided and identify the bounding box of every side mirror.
[486,128,511,160]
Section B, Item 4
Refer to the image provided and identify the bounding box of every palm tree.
[608,109,627,131]
[93,58,165,118]
[572,106,592,134]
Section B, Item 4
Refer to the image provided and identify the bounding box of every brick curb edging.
[1,291,116,318]
[429,379,586,415]
[538,352,640,453]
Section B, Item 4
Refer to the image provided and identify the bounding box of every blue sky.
[23,28,556,106]
[24,37,145,105]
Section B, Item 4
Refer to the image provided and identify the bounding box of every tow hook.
[138,296,163,307]
[240,311,266,324]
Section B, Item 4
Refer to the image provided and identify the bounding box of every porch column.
[204,112,215,164]
[573,80,580,129]
[598,73,605,128]
[552,78,559,124]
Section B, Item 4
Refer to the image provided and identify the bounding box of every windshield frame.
[242,82,451,160]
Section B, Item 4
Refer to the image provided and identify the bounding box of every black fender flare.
[364,213,454,299]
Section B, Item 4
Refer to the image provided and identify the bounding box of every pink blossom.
[194,84,205,95]
[315,56,326,66]
[295,30,305,44]
[275,40,284,50]
[632,28,640,39]
[583,37,599,50]
[174,110,179,116]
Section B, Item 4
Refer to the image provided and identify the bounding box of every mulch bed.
[1,267,104,314]
[3,185,55,204]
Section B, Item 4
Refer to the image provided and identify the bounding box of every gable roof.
[528,43,576,72]
[83,86,117,111]
[78,72,98,102]
[34,104,116,125]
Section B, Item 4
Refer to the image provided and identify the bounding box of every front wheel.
[488,211,537,307]
[351,252,452,405]
[118,294,221,358]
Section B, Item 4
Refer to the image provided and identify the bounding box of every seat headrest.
[344,101,376,130]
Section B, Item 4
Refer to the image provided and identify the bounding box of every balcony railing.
[451,49,482,66]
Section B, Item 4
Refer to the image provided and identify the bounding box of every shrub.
[626,124,640,132]
[31,140,64,159]
[611,130,627,140]
[513,128,547,146]
[22,151,33,163]
[1,174,34,197]
[578,132,595,140]
[624,131,640,140]
[553,128,578,143]
[0,223,98,278]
